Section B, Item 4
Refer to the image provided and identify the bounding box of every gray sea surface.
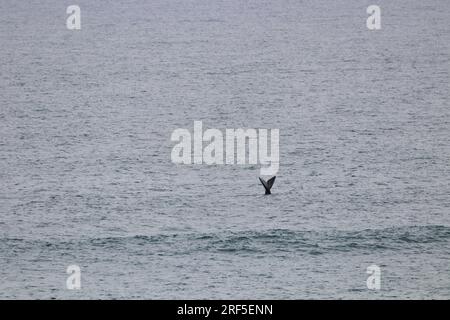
[0,0,449,299]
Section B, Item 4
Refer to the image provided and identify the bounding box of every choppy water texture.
[0,0,449,299]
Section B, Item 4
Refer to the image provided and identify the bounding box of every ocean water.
[0,0,449,299]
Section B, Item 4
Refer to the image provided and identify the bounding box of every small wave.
[2,225,449,257]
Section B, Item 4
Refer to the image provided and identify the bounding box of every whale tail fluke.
[259,176,276,195]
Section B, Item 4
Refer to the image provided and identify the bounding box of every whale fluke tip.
[259,176,276,195]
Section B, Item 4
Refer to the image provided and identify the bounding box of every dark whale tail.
[259,176,276,195]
